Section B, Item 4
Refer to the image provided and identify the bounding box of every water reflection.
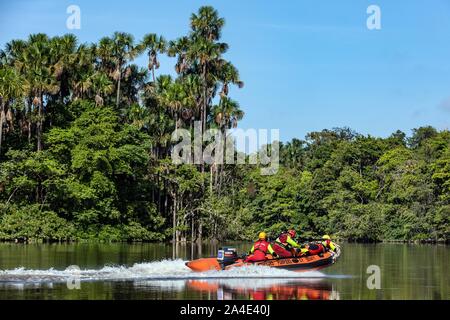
[188,279,338,300]
[132,278,340,300]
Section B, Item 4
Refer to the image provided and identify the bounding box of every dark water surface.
[0,242,447,300]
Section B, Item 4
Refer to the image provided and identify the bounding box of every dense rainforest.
[0,7,448,243]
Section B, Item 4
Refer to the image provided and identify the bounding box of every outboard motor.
[217,247,238,270]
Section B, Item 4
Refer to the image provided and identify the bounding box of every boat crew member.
[272,229,303,258]
[321,235,337,252]
[303,235,337,255]
[245,232,278,262]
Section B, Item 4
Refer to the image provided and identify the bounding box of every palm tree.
[25,34,59,151]
[190,6,225,42]
[2,39,28,70]
[211,96,244,159]
[50,34,77,102]
[214,97,244,130]
[189,7,229,135]
[0,66,25,155]
[142,75,177,158]
[211,97,244,193]
[98,32,138,110]
[187,39,227,134]
[90,72,113,106]
[96,37,115,74]
[3,39,34,143]
[125,103,152,129]
[214,60,244,145]
[169,7,230,134]
[281,138,305,168]
[179,74,202,131]
[119,64,149,107]
[216,60,243,98]
[168,36,190,75]
[140,34,166,82]
[214,59,244,159]
[73,73,92,100]
[72,44,95,100]
[158,79,187,133]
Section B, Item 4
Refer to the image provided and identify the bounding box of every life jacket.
[277,232,289,245]
[276,232,289,244]
[321,240,336,252]
[253,239,270,254]
[307,243,326,255]
[274,232,292,251]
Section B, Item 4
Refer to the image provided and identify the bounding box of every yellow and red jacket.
[322,240,337,252]
[250,239,275,255]
[275,232,301,249]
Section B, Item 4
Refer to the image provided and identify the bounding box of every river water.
[0,242,447,300]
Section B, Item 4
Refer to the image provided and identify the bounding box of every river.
[0,242,447,300]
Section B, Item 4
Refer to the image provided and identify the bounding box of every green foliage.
[0,204,75,241]
[227,128,449,242]
[0,102,165,241]
[0,8,448,243]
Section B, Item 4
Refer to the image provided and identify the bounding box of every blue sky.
[1,0,450,143]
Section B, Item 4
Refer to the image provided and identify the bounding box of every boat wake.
[0,259,344,284]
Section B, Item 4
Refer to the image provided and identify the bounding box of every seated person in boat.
[321,235,337,252]
[245,232,278,262]
[272,229,304,258]
[302,235,337,256]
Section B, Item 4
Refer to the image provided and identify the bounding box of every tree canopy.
[0,7,448,242]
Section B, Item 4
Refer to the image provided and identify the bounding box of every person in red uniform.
[272,229,302,258]
[245,232,278,262]
[304,235,337,255]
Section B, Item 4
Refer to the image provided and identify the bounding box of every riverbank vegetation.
[0,7,448,243]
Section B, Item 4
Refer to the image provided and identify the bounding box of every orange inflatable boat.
[186,245,341,272]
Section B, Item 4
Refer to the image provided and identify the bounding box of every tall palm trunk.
[191,215,195,258]
[28,122,32,144]
[172,191,177,246]
[37,91,43,152]
[202,63,208,134]
[0,102,5,156]
[26,97,32,144]
[210,166,213,194]
[28,107,32,145]
[116,70,121,110]
[200,63,208,180]
[197,221,202,244]
[217,103,227,195]
[174,112,178,136]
